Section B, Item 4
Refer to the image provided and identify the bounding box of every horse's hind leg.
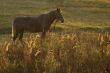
[19,31,24,42]
[13,32,18,43]
[19,31,25,45]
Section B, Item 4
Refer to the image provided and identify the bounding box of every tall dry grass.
[0,31,110,73]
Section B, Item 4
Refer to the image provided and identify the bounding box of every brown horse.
[12,8,64,42]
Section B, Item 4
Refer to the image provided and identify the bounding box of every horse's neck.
[48,12,56,25]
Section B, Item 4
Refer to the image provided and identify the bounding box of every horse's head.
[54,8,64,23]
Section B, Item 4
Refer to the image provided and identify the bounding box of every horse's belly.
[25,27,42,33]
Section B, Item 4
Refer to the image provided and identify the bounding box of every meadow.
[0,0,110,73]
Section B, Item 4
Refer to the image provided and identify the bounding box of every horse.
[12,8,64,43]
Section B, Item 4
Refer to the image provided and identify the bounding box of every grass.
[0,32,110,73]
[0,0,110,73]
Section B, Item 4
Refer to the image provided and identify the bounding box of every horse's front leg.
[41,32,46,43]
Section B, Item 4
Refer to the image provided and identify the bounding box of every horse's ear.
[57,8,62,13]
[57,8,60,12]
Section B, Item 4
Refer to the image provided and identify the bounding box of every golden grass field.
[1,32,110,73]
[0,0,110,73]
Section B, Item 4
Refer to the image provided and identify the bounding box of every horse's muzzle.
[61,19,64,23]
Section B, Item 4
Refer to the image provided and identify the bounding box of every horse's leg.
[19,31,24,42]
[19,31,25,45]
[41,32,46,43]
[13,32,18,43]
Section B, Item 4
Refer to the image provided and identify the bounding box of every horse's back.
[13,15,45,32]
[13,16,30,25]
[13,14,45,25]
